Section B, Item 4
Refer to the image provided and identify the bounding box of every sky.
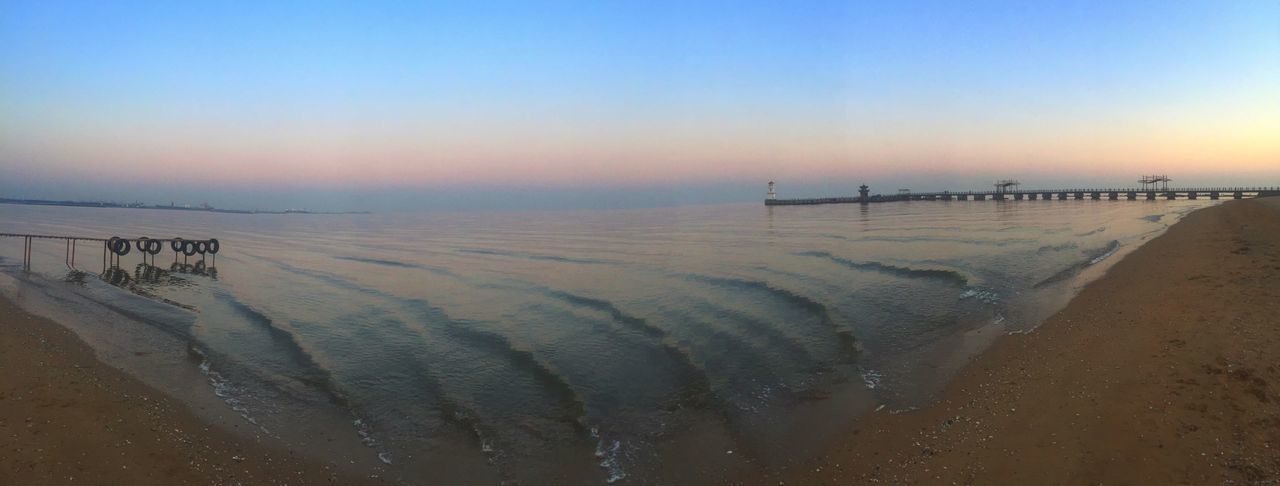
[2,0,1278,210]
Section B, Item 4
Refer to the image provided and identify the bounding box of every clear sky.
[2,0,1278,210]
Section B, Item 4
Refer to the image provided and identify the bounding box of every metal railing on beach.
[0,233,221,275]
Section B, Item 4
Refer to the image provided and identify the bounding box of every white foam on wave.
[594,437,627,483]
[352,418,394,464]
[860,369,883,390]
[191,347,270,435]
[959,287,1000,304]
[1088,242,1121,265]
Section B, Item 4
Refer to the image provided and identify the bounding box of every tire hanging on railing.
[206,239,220,255]
[110,237,131,256]
[182,240,198,256]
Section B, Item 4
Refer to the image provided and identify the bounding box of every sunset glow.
[2,1,1277,209]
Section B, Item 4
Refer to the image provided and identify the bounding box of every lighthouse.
[858,184,870,199]
[767,181,777,200]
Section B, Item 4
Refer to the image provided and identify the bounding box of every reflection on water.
[0,200,1213,483]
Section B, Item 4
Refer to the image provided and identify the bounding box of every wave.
[457,248,615,265]
[1035,242,1078,253]
[433,316,590,431]
[214,293,407,461]
[681,274,857,363]
[189,345,270,434]
[546,290,665,339]
[1087,240,1122,265]
[217,292,344,398]
[1074,226,1107,237]
[332,255,459,277]
[544,289,716,409]
[272,260,597,437]
[796,251,968,286]
[689,300,820,371]
[1032,240,1121,289]
[854,235,1036,247]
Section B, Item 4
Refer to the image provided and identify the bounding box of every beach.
[781,197,1280,484]
[1,198,1276,484]
[0,296,376,485]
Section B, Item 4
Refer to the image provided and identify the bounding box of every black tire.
[113,238,131,256]
[182,240,198,256]
[148,239,162,254]
[206,239,220,254]
[195,241,208,254]
[136,237,150,253]
[107,237,121,255]
[171,238,184,252]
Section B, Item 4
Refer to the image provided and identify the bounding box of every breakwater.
[766,187,1280,206]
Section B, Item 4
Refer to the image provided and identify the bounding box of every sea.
[0,198,1213,483]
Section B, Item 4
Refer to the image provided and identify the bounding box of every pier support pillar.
[1044,193,1053,200]
[1146,192,1156,200]
[1188,191,1198,200]
[941,194,952,201]
[1126,192,1137,200]
[975,194,986,201]
[1014,193,1024,200]
[1210,192,1220,200]
[1058,192,1068,200]
[1165,192,1177,200]
[1027,193,1037,200]
[1074,192,1084,199]
[1090,192,1100,200]
[1108,192,1118,200]
[958,194,968,201]
[1234,191,1243,199]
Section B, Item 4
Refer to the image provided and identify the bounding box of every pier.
[1,233,220,275]
[765,184,1280,206]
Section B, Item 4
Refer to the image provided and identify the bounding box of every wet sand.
[0,296,377,485]
[780,197,1280,484]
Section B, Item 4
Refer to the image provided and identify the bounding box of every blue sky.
[2,1,1277,210]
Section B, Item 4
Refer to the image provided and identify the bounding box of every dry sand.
[777,197,1280,484]
[0,296,378,485]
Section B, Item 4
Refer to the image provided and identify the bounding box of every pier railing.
[766,187,1280,206]
[0,233,220,274]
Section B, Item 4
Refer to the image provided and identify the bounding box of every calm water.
[0,200,1211,483]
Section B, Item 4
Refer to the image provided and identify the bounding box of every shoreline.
[777,197,1280,483]
[0,295,378,484]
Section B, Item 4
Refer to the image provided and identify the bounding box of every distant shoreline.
[0,197,369,215]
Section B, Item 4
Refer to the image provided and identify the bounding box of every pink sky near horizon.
[6,95,1277,189]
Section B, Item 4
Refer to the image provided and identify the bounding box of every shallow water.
[0,199,1212,482]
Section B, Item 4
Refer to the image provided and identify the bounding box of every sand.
[777,197,1280,484]
[0,296,378,485]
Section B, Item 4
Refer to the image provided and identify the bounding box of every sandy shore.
[777,197,1280,484]
[0,296,378,485]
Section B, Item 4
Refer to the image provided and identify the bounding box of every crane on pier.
[1139,175,1171,191]
[994,179,1020,194]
